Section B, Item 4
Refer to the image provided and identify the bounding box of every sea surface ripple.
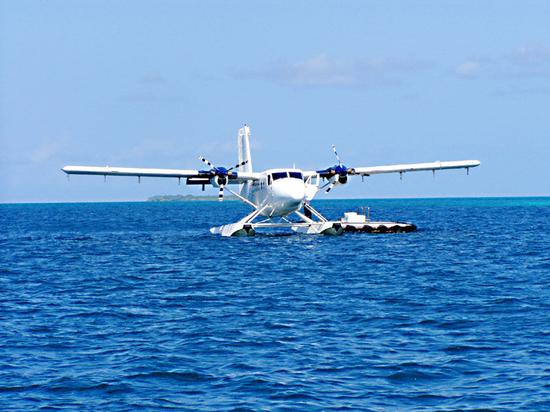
[1,198,549,411]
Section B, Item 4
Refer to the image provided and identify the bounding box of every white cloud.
[454,61,481,78]
[235,54,429,87]
[509,45,550,64]
[285,54,353,86]
[454,44,550,80]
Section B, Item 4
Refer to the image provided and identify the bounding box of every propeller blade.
[218,184,224,201]
[199,156,215,169]
[332,145,342,166]
[325,182,335,193]
[227,159,249,172]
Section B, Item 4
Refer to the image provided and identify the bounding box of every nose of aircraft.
[272,178,306,203]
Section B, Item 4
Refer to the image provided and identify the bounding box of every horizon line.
[1,194,549,205]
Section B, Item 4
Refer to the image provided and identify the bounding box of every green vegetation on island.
[147,194,236,202]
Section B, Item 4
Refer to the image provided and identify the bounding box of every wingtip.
[61,165,78,174]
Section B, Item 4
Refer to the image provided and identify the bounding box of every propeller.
[198,157,248,201]
[332,145,342,166]
[317,145,356,192]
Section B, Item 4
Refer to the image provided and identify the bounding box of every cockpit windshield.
[289,172,303,180]
[270,171,303,182]
[272,172,288,181]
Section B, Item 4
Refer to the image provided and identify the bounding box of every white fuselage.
[245,168,310,217]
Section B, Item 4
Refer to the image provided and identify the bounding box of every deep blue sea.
[1,198,549,411]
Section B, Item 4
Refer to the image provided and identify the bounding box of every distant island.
[147,194,236,202]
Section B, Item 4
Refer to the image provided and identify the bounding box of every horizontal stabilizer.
[186,177,211,185]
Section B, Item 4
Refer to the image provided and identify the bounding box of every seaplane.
[62,125,480,236]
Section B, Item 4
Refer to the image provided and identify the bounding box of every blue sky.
[1,0,549,202]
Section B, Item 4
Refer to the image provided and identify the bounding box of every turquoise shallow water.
[1,198,549,410]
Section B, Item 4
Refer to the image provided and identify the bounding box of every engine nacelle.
[210,175,228,187]
[338,175,348,184]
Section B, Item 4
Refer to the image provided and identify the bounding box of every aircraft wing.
[62,165,200,178]
[352,160,480,176]
[61,165,261,182]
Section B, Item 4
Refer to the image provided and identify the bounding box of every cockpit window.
[289,172,303,180]
[272,172,288,181]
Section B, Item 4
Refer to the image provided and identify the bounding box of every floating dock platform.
[337,211,416,233]
[340,220,417,233]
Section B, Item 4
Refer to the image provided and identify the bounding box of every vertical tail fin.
[237,125,253,198]
[238,125,253,173]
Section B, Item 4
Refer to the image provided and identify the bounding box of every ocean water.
[1,198,549,411]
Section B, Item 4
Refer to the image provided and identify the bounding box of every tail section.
[238,125,253,173]
[237,125,253,198]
